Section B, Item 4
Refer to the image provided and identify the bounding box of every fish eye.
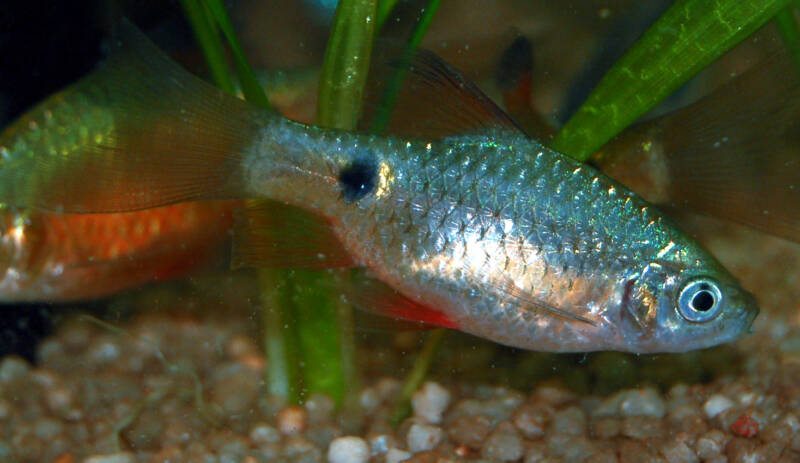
[678,277,724,322]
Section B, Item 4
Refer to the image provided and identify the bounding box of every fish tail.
[595,50,800,243]
[0,20,264,213]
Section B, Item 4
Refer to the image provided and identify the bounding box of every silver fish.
[0,23,758,352]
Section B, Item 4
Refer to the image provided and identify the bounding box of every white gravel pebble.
[83,452,136,463]
[359,387,380,411]
[482,422,524,461]
[661,439,698,463]
[594,387,667,418]
[703,394,735,419]
[305,393,336,424]
[249,422,281,445]
[368,433,393,455]
[386,448,412,463]
[0,356,30,382]
[407,423,444,452]
[328,436,370,463]
[619,387,666,417]
[412,381,451,424]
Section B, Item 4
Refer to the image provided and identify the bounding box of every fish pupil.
[691,289,715,312]
[339,158,377,202]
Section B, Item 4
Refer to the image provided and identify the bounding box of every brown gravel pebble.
[83,453,136,463]
[446,414,492,449]
[512,401,553,439]
[277,405,308,436]
[619,440,662,463]
[621,415,664,440]
[659,438,698,463]
[550,405,587,436]
[407,422,443,452]
[591,417,621,439]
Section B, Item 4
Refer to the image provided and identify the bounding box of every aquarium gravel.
[1,216,799,463]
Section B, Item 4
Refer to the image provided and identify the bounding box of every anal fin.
[231,199,355,269]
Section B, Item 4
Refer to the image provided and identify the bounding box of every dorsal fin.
[0,20,258,213]
[359,42,523,138]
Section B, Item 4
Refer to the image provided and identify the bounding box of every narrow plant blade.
[179,0,235,94]
[310,0,379,405]
[390,328,447,426]
[551,0,792,161]
[259,269,303,403]
[377,0,402,30]
[775,6,800,71]
[292,270,347,402]
[202,0,272,109]
[372,0,442,134]
[317,0,378,129]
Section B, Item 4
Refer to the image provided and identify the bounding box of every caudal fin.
[595,51,800,243]
[0,20,261,213]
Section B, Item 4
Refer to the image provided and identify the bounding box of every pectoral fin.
[498,278,596,326]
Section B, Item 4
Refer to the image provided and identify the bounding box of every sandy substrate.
[1,216,799,463]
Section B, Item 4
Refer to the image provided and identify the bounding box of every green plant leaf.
[377,0,402,30]
[201,0,272,109]
[259,268,303,403]
[551,0,792,161]
[304,0,379,405]
[179,0,235,94]
[292,270,348,402]
[775,5,800,71]
[390,328,447,426]
[372,0,442,134]
[317,0,379,129]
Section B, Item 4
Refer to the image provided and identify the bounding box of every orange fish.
[0,202,234,302]
[0,63,318,303]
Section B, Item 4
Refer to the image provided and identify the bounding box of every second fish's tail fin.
[0,20,262,213]
[595,50,800,243]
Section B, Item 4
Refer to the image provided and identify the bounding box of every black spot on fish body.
[339,157,377,202]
